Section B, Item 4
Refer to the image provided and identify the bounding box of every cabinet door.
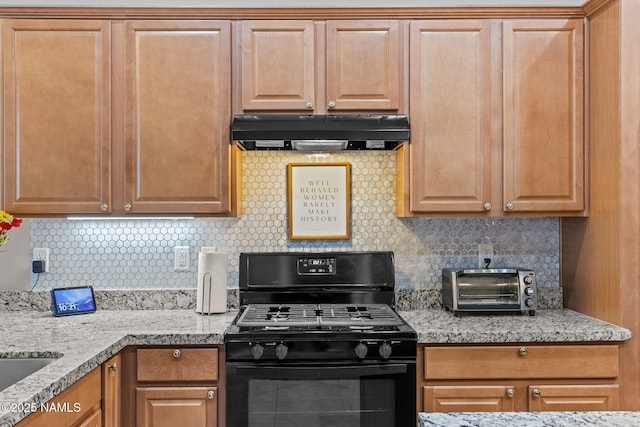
[423,385,516,412]
[124,21,231,214]
[408,20,493,213]
[76,409,102,427]
[3,19,111,214]
[528,384,620,411]
[326,20,401,111]
[102,354,121,427]
[502,19,584,213]
[240,20,315,111]
[136,387,217,427]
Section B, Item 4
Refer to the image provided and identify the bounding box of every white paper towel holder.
[195,247,228,315]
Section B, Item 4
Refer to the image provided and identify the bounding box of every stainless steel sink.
[0,357,58,392]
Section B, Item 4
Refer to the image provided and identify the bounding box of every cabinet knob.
[108,362,118,371]
[172,349,181,358]
[328,100,336,108]
[124,203,132,212]
[506,388,514,398]
[207,390,215,400]
[532,388,541,398]
[519,346,527,356]
[306,101,314,109]
[506,202,515,210]
[483,202,492,210]
[100,203,109,212]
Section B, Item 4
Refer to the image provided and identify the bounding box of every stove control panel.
[228,338,415,362]
[297,257,336,275]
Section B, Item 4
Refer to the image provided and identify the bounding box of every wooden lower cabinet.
[121,346,225,427]
[15,368,102,427]
[136,386,218,427]
[102,354,121,427]
[418,344,621,414]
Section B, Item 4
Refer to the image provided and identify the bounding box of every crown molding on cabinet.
[0,6,587,19]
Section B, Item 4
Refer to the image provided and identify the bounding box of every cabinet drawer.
[137,348,218,382]
[424,345,618,380]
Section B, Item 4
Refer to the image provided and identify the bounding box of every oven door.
[226,360,416,427]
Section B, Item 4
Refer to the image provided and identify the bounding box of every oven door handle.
[227,363,408,379]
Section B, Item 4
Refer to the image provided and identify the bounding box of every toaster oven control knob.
[524,287,534,296]
[354,342,368,359]
[525,298,535,308]
[275,343,289,360]
[523,276,534,285]
[378,342,393,359]
[250,343,265,360]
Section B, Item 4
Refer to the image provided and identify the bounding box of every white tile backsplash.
[27,151,559,290]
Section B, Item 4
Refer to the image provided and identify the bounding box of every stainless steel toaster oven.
[442,268,537,315]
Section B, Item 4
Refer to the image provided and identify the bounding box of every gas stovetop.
[235,303,404,331]
[225,251,417,362]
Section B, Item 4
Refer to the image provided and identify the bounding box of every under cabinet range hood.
[231,114,410,151]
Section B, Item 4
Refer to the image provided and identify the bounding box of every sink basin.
[0,357,58,392]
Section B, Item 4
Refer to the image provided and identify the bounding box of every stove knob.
[525,298,535,307]
[524,276,534,285]
[275,343,289,360]
[250,343,265,360]
[524,287,535,296]
[378,342,393,359]
[354,342,368,359]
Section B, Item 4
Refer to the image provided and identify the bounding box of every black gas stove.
[225,251,417,361]
[225,251,417,427]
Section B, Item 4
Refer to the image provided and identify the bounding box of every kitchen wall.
[28,151,559,291]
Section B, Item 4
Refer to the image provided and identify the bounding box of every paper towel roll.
[196,249,228,315]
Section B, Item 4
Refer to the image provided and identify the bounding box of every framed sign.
[287,162,351,240]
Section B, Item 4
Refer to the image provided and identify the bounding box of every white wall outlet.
[478,243,494,269]
[33,248,50,272]
[174,246,190,272]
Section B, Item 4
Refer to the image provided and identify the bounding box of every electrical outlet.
[478,243,493,269]
[33,248,50,273]
[174,246,190,272]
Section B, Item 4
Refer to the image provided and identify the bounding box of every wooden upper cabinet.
[240,19,402,113]
[502,19,584,213]
[3,19,111,214]
[325,20,401,111]
[403,18,585,216]
[408,20,493,213]
[240,20,315,111]
[124,20,231,214]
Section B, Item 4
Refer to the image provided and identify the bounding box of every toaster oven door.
[456,272,521,309]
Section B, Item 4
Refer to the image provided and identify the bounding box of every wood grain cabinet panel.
[15,367,102,427]
[402,18,585,216]
[137,348,219,383]
[136,386,218,427]
[423,385,516,412]
[102,354,121,427]
[502,19,585,213]
[240,20,315,111]
[407,20,492,213]
[240,19,402,113]
[417,345,621,415]
[124,20,231,214]
[2,19,111,214]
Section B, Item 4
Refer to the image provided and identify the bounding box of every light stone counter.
[418,411,640,426]
[0,310,237,427]
[0,307,631,426]
[401,308,631,343]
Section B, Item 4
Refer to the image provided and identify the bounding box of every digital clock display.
[50,286,96,317]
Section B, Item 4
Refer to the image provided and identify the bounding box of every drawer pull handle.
[109,363,118,371]
[532,389,541,398]
[506,388,514,398]
[173,349,181,358]
[208,390,215,400]
[519,347,527,356]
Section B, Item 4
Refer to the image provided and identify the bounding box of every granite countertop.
[400,308,631,343]
[0,308,631,426]
[418,411,640,426]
